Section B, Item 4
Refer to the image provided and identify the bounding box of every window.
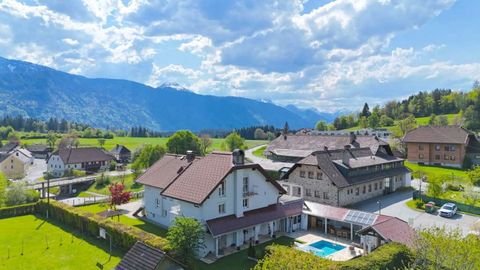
[243,198,249,209]
[368,184,372,192]
[314,190,321,198]
[355,188,359,196]
[374,183,378,190]
[218,181,225,197]
[162,209,167,217]
[444,145,456,151]
[379,181,383,189]
[323,192,329,200]
[308,171,314,179]
[435,145,441,151]
[419,154,424,159]
[218,203,226,214]
[316,172,323,180]
[300,171,306,178]
[305,188,312,197]
[242,177,249,194]
[156,198,160,208]
[293,187,302,196]
[435,155,440,160]
[418,145,424,150]
[11,165,13,169]
[444,154,450,160]
[363,185,366,194]
[451,155,456,161]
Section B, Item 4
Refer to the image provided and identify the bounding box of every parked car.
[439,203,457,218]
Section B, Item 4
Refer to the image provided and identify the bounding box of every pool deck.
[290,230,364,261]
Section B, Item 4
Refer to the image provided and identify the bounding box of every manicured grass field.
[76,203,168,238]
[15,137,267,152]
[0,215,124,270]
[405,161,468,181]
[196,236,295,270]
[415,113,459,126]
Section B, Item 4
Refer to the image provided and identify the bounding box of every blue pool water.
[300,240,345,257]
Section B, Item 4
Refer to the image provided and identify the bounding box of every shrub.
[0,203,37,218]
[415,199,425,209]
[338,243,414,270]
[96,174,111,188]
[446,183,462,192]
[36,200,169,251]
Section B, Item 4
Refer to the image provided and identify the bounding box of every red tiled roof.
[360,217,415,247]
[403,125,471,144]
[136,154,194,189]
[52,147,114,164]
[206,199,304,237]
[154,152,284,205]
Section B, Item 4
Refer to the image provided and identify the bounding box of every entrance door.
[384,177,393,193]
[219,235,227,250]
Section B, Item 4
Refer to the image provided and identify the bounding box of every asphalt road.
[23,158,47,183]
[352,188,479,236]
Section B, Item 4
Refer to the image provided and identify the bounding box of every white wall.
[47,155,65,177]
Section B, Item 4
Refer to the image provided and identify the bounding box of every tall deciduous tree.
[167,216,205,265]
[224,132,246,151]
[46,131,57,149]
[199,134,212,155]
[166,130,202,155]
[131,144,166,174]
[315,121,328,131]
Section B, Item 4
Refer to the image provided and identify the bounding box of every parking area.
[23,158,47,183]
[352,189,479,236]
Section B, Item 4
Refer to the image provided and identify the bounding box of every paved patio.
[290,230,363,261]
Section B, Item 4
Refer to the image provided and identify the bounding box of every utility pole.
[46,177,50,219]
[377,200,382,215]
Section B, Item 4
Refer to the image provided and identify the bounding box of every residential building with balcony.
[137,150,306,259]
[403,125,480,168]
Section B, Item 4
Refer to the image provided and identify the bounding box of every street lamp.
[377,200,382,215]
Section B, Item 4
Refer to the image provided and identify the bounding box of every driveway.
[245,145,294,171]
[23,158,47,183]
[352,189,479,236]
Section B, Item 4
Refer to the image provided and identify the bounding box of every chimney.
[186,150,195,162]
[232,149,245,166]
[349,132,356,144]
[343,145,351,166]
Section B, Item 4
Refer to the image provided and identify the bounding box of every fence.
[0,203,38,218]
[413,190,480,215]
[70,190,144,207]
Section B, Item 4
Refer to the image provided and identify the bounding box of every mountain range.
[0,56,339,131]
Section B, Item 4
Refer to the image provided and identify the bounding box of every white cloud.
[0,24,12,44]
[62,38,79,46]
[147,64,201,88]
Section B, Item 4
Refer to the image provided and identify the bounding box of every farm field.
[0,215,123,270]
[11,136,268,152]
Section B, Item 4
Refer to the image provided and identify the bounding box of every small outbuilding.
[116,242,184,270]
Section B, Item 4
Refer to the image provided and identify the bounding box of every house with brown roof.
[47,147,114,177]
[110,144,131,164]
[265,133,389,163]
[279,146,411,206]
[136,150,306,259]
[403,125,480,168]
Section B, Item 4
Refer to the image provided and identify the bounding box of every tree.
[167,216,205,265]
[379,115,394,126]
[199,134,212,155]
[131,145,166,174]
[436,115,449,126]
[109,183,131,210]
[254,128,267,139]
[98,138,106,148]
[166,130,202,155]
[392,115,417,138]
[314,121,328,131]
[361,103,371,118]
[7,132,20,144]
[427,176,444,198]
[467,166,480,186]
[46,131,57,149]
[58,133,79,149]
[358,116,368,128]
[224,132,246,151]
[428,114,437,125]
[368,112,380,128]
[5,181,39,206]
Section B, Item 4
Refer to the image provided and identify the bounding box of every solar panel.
[344,210,377,226]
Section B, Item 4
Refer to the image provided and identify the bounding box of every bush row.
[35,201,169,251]
[255,242,414,270]
[0,203,37,218]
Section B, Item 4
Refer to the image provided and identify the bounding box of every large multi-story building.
[47,147,114,177]
[137,150,306,258]
[279,146,411,206]
[403,125,480,168]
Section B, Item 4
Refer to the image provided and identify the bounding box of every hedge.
[338,243,414,270]
[255,242,414,270]
[0,203,37,218]
[35,201,169,252]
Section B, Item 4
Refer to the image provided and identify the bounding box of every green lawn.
[252,145,267,158]
[0,215,124,270]
[415,113,459,126]
[76,203,168,238]
[196,236,295,270]
[404,161,468,182]
[15,136,267,152]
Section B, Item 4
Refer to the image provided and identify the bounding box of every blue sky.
[0,0,478,112]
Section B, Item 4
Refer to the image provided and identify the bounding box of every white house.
[0,149,32,179]
[137,150,307,258]
[47,147,114,177]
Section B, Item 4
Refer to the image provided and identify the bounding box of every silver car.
[439,203,457,218]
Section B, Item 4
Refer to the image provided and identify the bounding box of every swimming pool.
[299,240,346,257]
